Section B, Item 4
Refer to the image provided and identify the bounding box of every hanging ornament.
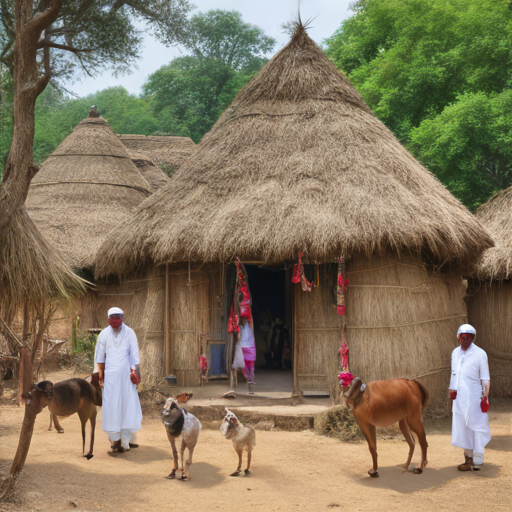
[291,253,315,291]
[336,256,354,392]
[199,355,208,385]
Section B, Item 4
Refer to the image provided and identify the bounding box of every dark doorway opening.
[245,265,292,374]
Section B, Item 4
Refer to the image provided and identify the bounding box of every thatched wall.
[80,268,165,387]
[466,280,512,397]
[294,252,465,411]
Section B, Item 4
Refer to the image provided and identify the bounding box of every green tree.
[324,0,512,207]
[143,10,276,142]
[410,91,512,208]
[0,0,193,83]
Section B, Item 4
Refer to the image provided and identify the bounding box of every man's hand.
[97,363,105,382]
[130,368,141,385]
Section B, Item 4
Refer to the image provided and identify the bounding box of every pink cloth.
[242,346,256,363]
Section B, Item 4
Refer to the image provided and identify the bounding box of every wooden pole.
[292,284,300,397]
[164,263,170,375]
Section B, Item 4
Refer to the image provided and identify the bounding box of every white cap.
[457,324,476,337]
[108,307,124,318]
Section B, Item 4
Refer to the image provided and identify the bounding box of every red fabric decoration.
[337,305,346,316]
[292,264,301,283]
[130,369,140,385]
[480,396,489,413]
[339,339,349,370]
[450,390,457,400]
[200,355,208,377]
[338,371,354,388]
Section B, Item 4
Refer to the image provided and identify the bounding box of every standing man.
[449,324,491,471]
[95,307,142,453]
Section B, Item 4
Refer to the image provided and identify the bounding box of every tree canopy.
[0,0,193,82]
[142,10,276,142]
[324,0,512,207]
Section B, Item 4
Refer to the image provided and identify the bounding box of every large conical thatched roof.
[119,135,196,174]
[472,187,512,281]
[96,26,492,276]
[26,117,152,270]
[128,150,170,192]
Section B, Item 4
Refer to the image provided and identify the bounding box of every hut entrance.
[245,265,293,393]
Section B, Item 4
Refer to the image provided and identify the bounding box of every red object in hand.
[480,396,489,413]
[130,369,140,385]
[450,390,457,400]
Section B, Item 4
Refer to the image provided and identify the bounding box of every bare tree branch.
[36,40,91,54]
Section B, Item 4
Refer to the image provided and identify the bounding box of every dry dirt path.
[0,385,511,511]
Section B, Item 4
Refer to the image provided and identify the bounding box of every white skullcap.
[457,324,476,337]
[108,307,124,318]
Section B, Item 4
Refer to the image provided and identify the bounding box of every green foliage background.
[325,0,512,208]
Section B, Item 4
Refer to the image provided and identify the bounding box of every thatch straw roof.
[0,206,86,322]
[96,26,492,276]
[472,187,512,281]
[26,117,152,271]
[119,135,196,173]
[128,150,170,192]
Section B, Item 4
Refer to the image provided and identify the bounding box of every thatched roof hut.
[466,187,512,396]
[128,150,170,192]
[26,117,152,270]
[97,26,492,399]
[25,116,155,354]
[119,135,195,175]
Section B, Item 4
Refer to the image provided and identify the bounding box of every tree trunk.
[0,0,63,231]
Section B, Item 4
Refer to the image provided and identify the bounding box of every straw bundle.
[119,135,196,175]
[97,26,491,276]
[128,150,170,192]
[0,206,86,323]
[26,117,152,271]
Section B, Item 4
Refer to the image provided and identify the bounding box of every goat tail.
[410,379,430,411]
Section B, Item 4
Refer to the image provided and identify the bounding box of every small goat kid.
[161,396,201,481]
[221,408,256,476]
[46,374,103,459]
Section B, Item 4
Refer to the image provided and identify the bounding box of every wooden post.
[164,263,170,375]
[292,284,300,397]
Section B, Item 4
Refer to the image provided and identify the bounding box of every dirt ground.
[1,371,511,512]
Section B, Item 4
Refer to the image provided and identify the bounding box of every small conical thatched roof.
[119,135,196,174]
[96,26,492,276]
[128,150,170,192]
[472,187,512,281]
[26,117,152,270]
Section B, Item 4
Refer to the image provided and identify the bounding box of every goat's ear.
[229,417,238,425]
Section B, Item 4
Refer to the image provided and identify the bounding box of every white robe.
[449,343,491,452]
[94,324,142,433]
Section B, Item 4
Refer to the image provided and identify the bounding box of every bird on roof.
[89,105,100,118]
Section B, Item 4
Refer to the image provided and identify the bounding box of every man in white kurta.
[449,324,491,471]
[95,307,142,453]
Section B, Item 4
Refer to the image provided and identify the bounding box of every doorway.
[245,265,293,394]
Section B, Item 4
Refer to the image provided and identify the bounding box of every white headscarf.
[457,324,476,337]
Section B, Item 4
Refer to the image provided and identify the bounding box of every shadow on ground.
[355,463,500,494]
[487,435,512,452]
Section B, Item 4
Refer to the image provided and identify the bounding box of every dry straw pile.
[97,25,491,276]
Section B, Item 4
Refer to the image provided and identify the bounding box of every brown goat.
[345,377,429,477]
[46,373,102,459]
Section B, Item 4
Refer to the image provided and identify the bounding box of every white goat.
[220,408,256,476]
[161,397,201,480]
